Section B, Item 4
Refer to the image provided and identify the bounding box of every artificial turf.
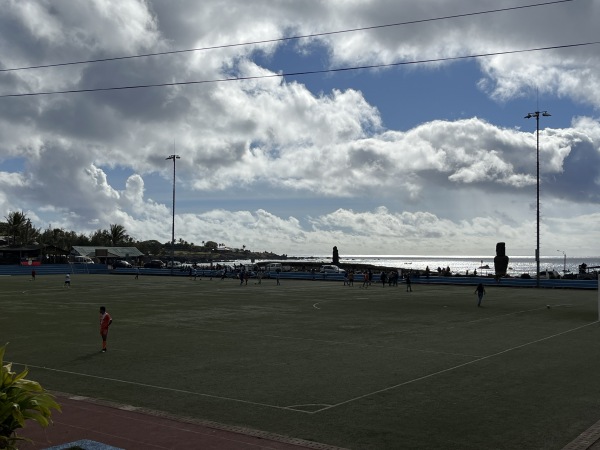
[1,273,599,449]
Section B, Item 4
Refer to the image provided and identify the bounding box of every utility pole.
[166,154,180,276]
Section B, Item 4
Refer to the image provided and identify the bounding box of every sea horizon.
[233,254,600,276]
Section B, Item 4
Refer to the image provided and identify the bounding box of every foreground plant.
[0,344,61,450]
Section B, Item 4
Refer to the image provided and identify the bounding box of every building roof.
[71,246,144,258]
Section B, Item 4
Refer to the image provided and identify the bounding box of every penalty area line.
[313,320,599,414]
[10,363,310,414]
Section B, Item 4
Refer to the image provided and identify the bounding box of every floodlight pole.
[525,110,550,288]
[166,154,180,276]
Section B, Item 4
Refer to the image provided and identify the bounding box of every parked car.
[114,260,132,268]
[144,260,165,269]
[539,270,560,279]
[166,261,182,269]
[320,264,345,274]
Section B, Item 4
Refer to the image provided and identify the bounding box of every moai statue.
[494,242,509,280]
[332,246,340,265]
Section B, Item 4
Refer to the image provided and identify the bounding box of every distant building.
[70,246,144,265]
[0,241,69,266]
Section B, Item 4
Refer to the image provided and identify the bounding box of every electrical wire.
[0,0,575,74]
[0,40,597,99]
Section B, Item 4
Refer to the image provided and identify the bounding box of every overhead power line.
[1,40,597,99]
[0,0,574,73]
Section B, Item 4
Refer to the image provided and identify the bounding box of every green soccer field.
[2,274,599,449]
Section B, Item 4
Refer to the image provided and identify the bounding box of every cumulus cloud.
[0,0,598,256]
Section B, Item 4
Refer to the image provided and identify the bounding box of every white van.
[266,263,282,272]
[166,261,182,269]
[72,256,94,264]
[320,264,345,274]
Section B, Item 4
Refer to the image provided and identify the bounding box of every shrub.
[0,344,61,450]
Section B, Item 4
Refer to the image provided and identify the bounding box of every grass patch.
[1,274,599,449]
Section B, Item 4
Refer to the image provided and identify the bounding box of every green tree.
[4,212,28,246]
[21,220,39,246]
[39,227,64,250]
[89,229,111,246]
[109,224,128,246]
[74,232,91,246]
[136,240,162,255]
[204,241,218,251]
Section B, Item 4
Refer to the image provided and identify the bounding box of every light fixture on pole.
[166,154,180,275]
[524,110,551,288]
[557,249,566,274]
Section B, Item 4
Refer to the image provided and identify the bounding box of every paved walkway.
[18,392,346,450]
[15,391,600,449]
[562,416,600,450]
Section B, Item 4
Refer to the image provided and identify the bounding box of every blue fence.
[0,264,109,276]
[0,265,596,289]
[111,269,598,289]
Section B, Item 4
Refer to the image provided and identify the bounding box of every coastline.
[228,254,600,278]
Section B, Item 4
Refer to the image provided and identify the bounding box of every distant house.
[0,240,69,265]
[70,246,144,264]
[0,244,44,265]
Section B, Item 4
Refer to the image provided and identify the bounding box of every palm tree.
[109,224,128,246]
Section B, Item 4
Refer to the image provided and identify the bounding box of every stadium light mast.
[166,154,180,275]
[524,110,551,288]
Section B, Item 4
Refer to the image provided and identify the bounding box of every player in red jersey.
[99,306,113,353]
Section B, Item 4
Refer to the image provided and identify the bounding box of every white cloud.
[0,0,598,257]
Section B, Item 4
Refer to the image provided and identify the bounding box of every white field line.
[11,322,597,415]
[467,306,548,323]
[11,362,311,413]
[313,320,599,413]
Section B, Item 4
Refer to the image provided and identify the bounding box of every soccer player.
[64,274,70,288]
[474,283,486,307]
[99,306,113,352]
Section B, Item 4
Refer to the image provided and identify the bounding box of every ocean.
[234,254,600,276]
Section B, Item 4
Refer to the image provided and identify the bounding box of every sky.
[0,0,599,258]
